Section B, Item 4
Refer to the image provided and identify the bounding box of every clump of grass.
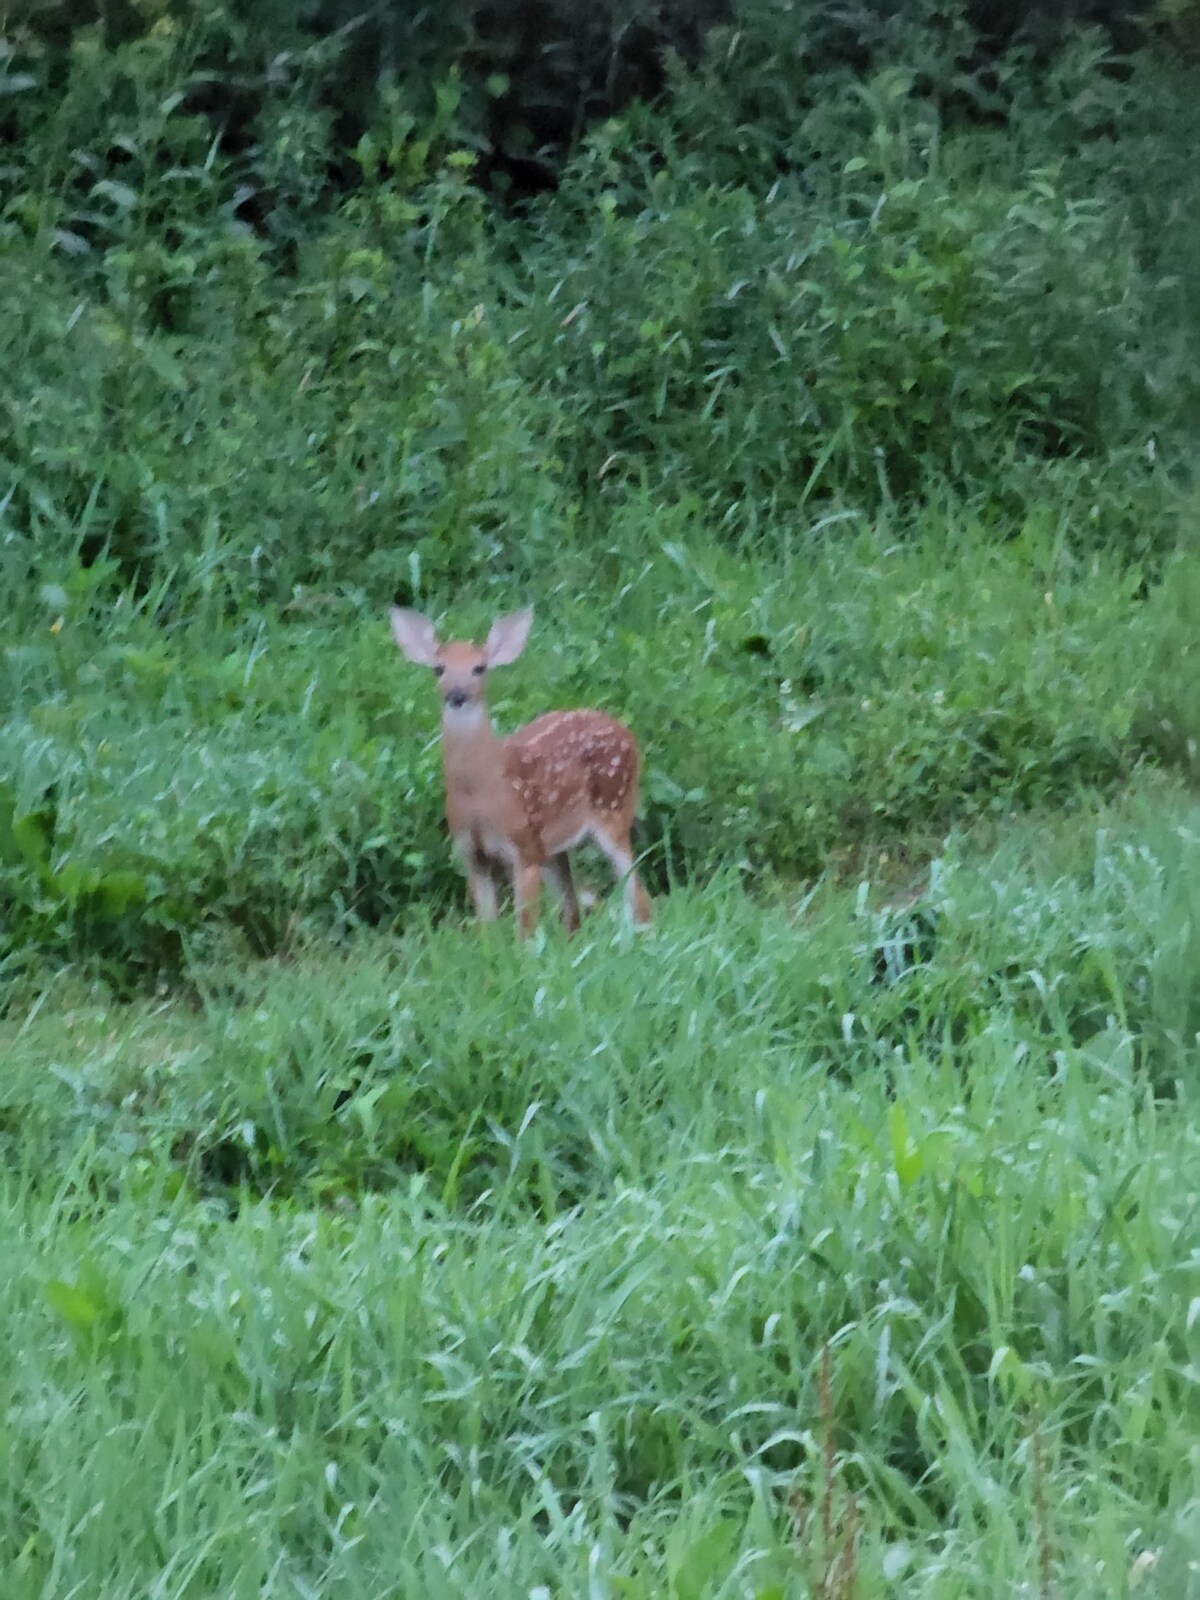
[790,1345,860,1600]
[1,790,1197,1593]
[1029,1417,1056,1600]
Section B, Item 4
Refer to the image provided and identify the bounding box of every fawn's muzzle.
[445,687,469,709]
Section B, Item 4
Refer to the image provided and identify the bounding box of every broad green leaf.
[889,1102,923,1189]
[43,1278,103,1335]
[92,871,148,917]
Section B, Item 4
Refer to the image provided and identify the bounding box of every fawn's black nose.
[445,686,469,709]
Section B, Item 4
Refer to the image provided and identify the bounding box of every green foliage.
[3,9,1200,1592]
[2,795,1199,1592]
[3,5,1196,607]
[4,519,1197,983]
[513,121,1141,516]
[0,776,148,966]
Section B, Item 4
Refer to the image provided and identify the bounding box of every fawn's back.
[503,709,640,858]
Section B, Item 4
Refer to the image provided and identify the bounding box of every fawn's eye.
[472,664,486,677]
[433,665,445,678]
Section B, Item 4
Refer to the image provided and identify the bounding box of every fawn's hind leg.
[543,853,581,935]
[467,854,500,923]
[590,824,652,926]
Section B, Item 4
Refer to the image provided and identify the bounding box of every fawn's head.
[390,607,533,723]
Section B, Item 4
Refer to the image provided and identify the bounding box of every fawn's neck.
[440,702,504,789]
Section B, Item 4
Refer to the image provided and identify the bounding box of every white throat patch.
[441,701,490,735]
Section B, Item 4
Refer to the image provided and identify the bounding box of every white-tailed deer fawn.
[391,607,652,938]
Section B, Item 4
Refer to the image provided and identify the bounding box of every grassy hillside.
[2,3,1199,1594]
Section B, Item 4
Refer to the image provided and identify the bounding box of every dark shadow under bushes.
[9,1,1183,216]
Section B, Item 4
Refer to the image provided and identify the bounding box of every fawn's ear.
[485,608,533,668]
[390,607,440,667]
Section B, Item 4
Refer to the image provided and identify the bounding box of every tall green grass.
[3,516,1198,984]
[3,8,1200,1594]
[3,787,1198,1596]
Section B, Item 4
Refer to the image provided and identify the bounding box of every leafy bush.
[5,0,1194,615]
[510,109,1141,519]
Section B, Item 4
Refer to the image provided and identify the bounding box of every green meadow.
[2,3,1198,1594]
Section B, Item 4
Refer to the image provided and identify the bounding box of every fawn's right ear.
[390,607,440,667]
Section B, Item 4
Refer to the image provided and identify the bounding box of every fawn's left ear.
[390,607,441,667]
[485,608,533,668]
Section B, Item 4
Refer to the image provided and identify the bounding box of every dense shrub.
[509,118,1140,517]
[4,0,1196,604]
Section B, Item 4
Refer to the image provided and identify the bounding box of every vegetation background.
[2,1,1199,1594]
